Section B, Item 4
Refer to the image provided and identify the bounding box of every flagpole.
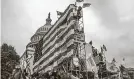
[83,43,89,79]
[81,3,89,79]
[79,43,81,78]
[75,1,92,78]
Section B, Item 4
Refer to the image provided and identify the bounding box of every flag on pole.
[123,58,125,61]
[112,58,116,64]
[83,3,91,8]
[76,0,84,2]
[103,44,107,51]
[121,58,125,66]
[89,40,92,45]
[57,11,63,16]
[101,47,103,53]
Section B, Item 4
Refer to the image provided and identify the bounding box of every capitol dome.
[35,24,51,34]
[27,13,52,48]
[35,12,52,34]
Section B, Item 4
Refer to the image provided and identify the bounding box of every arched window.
[38,29,40,33]
[39,36,40,40]
[38,36,39,40]
[35,37,36,41]
[41,28,43,31]
[36,36,38,40]
[31,37,33,42]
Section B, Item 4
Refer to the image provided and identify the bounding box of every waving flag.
[89,40,92,45]
[83,3,91,8]
[103,44,107,51]
[76,0,84,2]
[57,11,63,16]
[101,47,103,53]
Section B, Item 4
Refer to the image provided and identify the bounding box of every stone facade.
[20,12,52,78]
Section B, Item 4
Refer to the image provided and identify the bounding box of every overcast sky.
[1,0,134,67]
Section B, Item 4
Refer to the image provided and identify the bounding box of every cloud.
[1,0,134,67]
[84,0,134,67]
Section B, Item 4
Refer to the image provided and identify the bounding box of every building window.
[35,37,36,41]
[38,36,39,40]
[39,36,40,40]
[40,28,42,31]
[36,36,38,40]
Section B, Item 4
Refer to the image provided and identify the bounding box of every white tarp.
[82,43,98,73]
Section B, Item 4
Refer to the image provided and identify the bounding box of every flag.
[112,58,116,64]
[103,44,107,51]
[34,38,43,62]
[38,38,43,55]
[123,58,125,61]
[119,65,125,73]
[83,3,91,8]
[76,0,84,2]
[89,40,92,45]
[101,47,103,53]
[121,58,125,66]
[77,6,82,19]
[53,61,58,67]
[77,6,82,12]
[57,11,63,16]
